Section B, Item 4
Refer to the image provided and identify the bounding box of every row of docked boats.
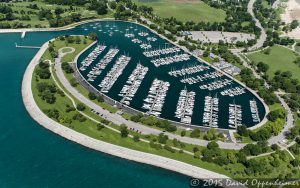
[132,38,142,44]
[79,45,106,71]
[203,96,219,128]
[147,37,157,42]
[175,89,195,124]
[140,43,152,50]
[180,71,223,85]
[250,99,260,123]
[220,86,245,97]
[138,31,149,36]
[143,47,181,57]
[228,103,242,129]
[168,64,210,77]
[124,32,135,38]
[150,53,190,67]
[119,63,149,105]
[99,55,131,93]
[199,79,233,91]
[86,48,119,82]
[142,79,170,117]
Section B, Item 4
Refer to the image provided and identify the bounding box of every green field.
[133,0,226,22]
[247,45,300,80]
[1,1,112,27]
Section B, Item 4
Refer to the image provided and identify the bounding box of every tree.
[130,113,143,122]
[88,32,98,40]
[204,129,217,140]
[190,129,200,138]
[180,130,186,137]
[76,103,86,111]
[88,92,96,100]
[158,133,168,144]
[237,125,249,137]
[207,141,219,149]
[97,95,104,102]
[290,20,299,30]
[120,124,129,137]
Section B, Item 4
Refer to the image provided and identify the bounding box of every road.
[268,92,294,146]
[247,0,267,51]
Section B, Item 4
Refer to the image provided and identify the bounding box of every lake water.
[0,22,220,187]
[76,21,265,129]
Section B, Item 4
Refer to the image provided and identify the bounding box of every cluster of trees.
[268,70,300,110]
[200,140,295,178]
[237,118,284,142]
[130,113,177,132]
[36,61,51,79]
[263,30,294,47]
[62,62,74,74]
[36,82,57,104]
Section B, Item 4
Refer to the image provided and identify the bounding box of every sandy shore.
[281,0,300,24]
[281,0,300,39]
[21,41,232,181]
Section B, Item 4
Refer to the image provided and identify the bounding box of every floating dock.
[15,43,41,49]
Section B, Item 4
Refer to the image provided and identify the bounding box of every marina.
[79,45,106,71]
[202,96,219,128]
[76,21,266,129]
[99,55,131,93]
[228,103,243,129]
[142,79,170,117]
[86,48,119,81]
[119,63,148,105]
[250,99,260,123]
[168,64,210,77]
[175,89,195,124]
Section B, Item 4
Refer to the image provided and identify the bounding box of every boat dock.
[21,31,26,38]
[15,43,41,49]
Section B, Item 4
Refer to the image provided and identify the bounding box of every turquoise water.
[76,21,265,129]
[0,25,218,187]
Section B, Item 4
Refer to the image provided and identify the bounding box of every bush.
[72,113,86,122]
[97,124,105,130]
[163,144,175,153]
[76,103,86,111]
[70,78,78,87]
[133,135,140,142]
[44,109,60,120]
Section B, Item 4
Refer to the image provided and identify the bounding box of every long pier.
[15,43,41,49]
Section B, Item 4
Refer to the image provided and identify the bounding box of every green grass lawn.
[42,36,94,62]
[133,0,226,23]
[1,0,113,28]
[247,45,300,80]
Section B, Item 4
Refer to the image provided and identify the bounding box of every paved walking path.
[247,0,267,51]
[22,43,231,180]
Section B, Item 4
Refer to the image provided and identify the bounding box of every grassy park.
[247,45,300,80]
[133,0,226,22]
[0,0,113,28]
[30,36,300,180]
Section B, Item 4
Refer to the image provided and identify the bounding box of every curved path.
[247,0,267,51]
[22,42,232,180]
